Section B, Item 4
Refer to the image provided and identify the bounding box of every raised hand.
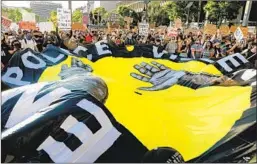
[59,57,93,80]
[130,61,186,91]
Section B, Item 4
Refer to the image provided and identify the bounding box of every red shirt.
[85,34,93,43]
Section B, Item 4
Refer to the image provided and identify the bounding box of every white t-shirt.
[21,39,37,50]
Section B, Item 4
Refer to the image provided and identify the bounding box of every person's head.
[206,41,213,49]
[11,39,21,50]
[45,34,59,47]
[194,38,200,44]
[171,37,176,42]
[25,32,33,40]
[177,35,183,42]
[155,37,161,45]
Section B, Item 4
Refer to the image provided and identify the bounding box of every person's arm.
[210,34,216,42]
[177,42,182,53]
[191,46,196,59]
[226,42,238,54]
[34,41,39,52]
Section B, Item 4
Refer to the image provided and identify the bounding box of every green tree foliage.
[147,1,169,26]
[103,9,125,27]
[162,2,177,21]
[72,9,83,23]
[23,8,33,13]
[3,8,22,22]
[91,7,107,24]
[48,10,57,27]
[175,1,199,22]
[148,1,161,23]
[204,1,242,25]
[117,5,139,26]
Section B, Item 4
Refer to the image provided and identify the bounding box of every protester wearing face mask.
[33,31,44,52]
[21,32,38,51]
[9,40,22,55]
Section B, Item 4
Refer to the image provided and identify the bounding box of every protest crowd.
[2,22,257,70]
[1,5,257,163]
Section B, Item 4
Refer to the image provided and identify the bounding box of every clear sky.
[2,1,89,11]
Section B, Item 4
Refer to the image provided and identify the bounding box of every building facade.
[116,1,168,12]
[30,1,62,20]
[93,1,118,12]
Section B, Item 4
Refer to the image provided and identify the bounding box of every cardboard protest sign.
[19,21,37,30]
[189,22,199,29]
[219,25,230,36]
[1,16,12,29]
[57,8,71,30]
[204,24,217,35]
[109,13,119,22]
[234,27,244,41]
[240,27,248,37]
[230,26,237,33]
[248,26,256,34]
[156,26,167,33]
[38,22,54,32]
[10,23,19,32]
[150,23,156,29]
[174,18,182,29]
[167,27,178,37]
[138,23,149,36]
[184,28,198,35]
[72,23,86,31]
[124,17,133,23]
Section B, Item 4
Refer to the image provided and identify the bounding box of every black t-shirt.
[1,42,12,66]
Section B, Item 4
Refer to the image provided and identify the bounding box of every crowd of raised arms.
[1,27,256,70]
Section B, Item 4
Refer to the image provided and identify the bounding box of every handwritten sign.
[19,21,37,30]
[109,13,119,22]
[230,26,237,33]
[167,27,178,37]
[219,25,230,36]
[57,8,71,30]
[204,24,217,35]
[234,27,244,41]
[72,23,86,31]
[124,17,133,23]
[248,26,256,34]
[138,23,149,36]
[1,16,12,29]
[38,22,54,32]
[240,27,248,37]
[184,28,198,35]
[174,18,182,29]
[189,22,199,29]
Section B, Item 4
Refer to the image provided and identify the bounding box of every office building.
[93,1,118,12]
[30,1,62,20]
